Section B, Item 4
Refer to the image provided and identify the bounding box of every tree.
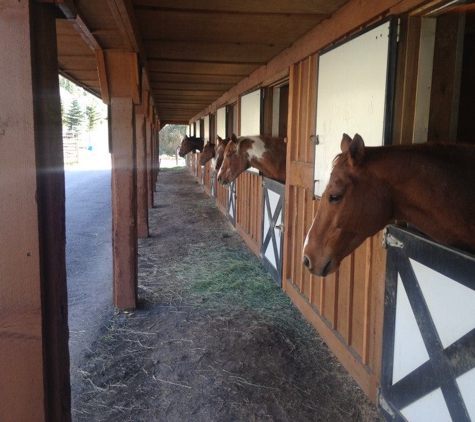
[64,99,84,131]
[85,104,101,132]
[59,75,75,94]
[159,125,188,155]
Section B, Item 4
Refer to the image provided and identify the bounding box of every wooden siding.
[189,153,197,175]
[203,162,213,196]
[215,180,228,215]
[235,171,263,257]
[282,56,387,402]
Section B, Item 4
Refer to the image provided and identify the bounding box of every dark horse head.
[178,136,204,157]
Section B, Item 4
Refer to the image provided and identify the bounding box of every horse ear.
[217,136,223,142]
[231,133,238,143]
[348,134,365,166]
[340,134,352,152]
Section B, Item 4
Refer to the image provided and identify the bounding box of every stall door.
[380,226,475,422]
[260,178,285,286]
[313,19,397,197]
[227,181,236,226]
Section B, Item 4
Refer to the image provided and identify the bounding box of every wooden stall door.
[227,181,236,227]
[235,172,262,256]
[380,226,475,422]
[283,54,387,403]
[260,177,285,286]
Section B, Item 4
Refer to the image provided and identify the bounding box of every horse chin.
[305,257,339,277]
[321,259,339,277]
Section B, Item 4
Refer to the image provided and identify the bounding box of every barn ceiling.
[56,0,349,124]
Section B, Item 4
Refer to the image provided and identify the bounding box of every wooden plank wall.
[196,153,202,181]
[202,162,212,196]
[235,171,263,257]
[282,55,387,402]
[215,179,228,215]
[189,153,196,175]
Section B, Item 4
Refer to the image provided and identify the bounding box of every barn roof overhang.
[55,0,350,124]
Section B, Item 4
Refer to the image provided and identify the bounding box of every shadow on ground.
[71,168,382,422]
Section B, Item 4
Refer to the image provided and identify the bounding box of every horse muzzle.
[302,255,337,277]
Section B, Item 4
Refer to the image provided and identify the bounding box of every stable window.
[262,82,289,138]
[240,89,262,136]
[195,119,201,138]
[217,106,226,139]
[227,103,237,137]
[203,115,210,142]
[313,19,398,198]
[200,119,205,140]
[413,7,475,145]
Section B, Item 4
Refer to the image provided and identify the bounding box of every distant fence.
[63,131,79,164]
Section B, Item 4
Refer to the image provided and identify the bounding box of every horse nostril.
[303,256,310,268]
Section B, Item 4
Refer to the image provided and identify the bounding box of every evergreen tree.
[60,101,67,128]
[65,99,84,131]
[59,75,75,94]
[85,104,101,132]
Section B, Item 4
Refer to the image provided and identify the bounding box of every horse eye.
[329,194,343,203]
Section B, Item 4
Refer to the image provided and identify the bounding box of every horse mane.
[332,142,473,169]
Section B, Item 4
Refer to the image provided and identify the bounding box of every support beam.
[0,2,70,421]
[111,98,138,309]
[135,109,149,238]
[145,119,154,209]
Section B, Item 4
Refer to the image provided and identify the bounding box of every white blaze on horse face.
[303,230,310,249]
[246,137,267,161]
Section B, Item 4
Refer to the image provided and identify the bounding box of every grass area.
[177,243,309,337]
[159,166,186,172]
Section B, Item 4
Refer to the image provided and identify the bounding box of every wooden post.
[135,110,149,238]
[146,118,154,209]
[102,50,141,309]
[110,98,138,309]
[0,2,71,421]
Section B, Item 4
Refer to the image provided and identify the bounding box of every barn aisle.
[71,167,382,422]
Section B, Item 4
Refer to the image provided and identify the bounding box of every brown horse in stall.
[199,136,231,169]
[199,140,216,166]
[217,134,286,185]
[214,136,231,171]
[178,135,204,157]
[303,134,475,277]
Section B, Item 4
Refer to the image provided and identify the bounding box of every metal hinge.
[383,228,404,249]
[378,389,395,418]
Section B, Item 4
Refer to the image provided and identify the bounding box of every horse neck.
[366,145,475,246]
[190,137,204,152]
[245,137,286,182]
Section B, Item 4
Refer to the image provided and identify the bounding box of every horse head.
[214,136,230,171]
[302,134,392,277]
[178,136,203,157]
[199,140,216,166]
[217,134,250,186]
[178,135,191,157]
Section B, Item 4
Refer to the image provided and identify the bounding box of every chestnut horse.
[178,135,204,157]
[199,140,216,166]
[217,134,286,185]
[303,134,475,277]
[214,136,231,171]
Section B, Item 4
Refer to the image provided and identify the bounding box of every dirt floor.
[71,167,383,422]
